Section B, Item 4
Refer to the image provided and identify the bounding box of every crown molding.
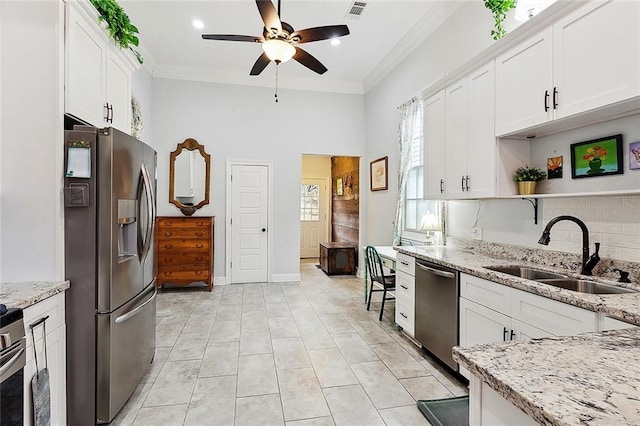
[362,0,465,93]
[152,65,366,95]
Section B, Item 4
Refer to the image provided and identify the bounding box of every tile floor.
[112,260,468,425]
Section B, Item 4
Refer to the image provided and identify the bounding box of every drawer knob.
[164,244,173,249]
[196,244,203,248]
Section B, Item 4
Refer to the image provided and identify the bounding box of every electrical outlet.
[471,227,483,240]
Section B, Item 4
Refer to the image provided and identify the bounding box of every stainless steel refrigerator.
[63,126,157,424]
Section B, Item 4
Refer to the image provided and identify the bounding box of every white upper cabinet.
[106,53,132,133]
[552,0,640,119]
[445,78,467,199]
[423,90,446,200]
[465,63,496,199]
[65,1,135,134]
[495,28,553,136]
[445,62,496,199]
[496,0,640,136]
[65,3,107,129]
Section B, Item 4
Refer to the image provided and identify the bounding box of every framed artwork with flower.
[570,134,623,179]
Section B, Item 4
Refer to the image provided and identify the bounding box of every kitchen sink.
[485,266,567,281]
[537,279,637,294]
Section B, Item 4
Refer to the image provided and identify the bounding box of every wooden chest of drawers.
[155,216,214,291]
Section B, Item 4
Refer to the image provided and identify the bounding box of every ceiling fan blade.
[291,25,350,44]
[293,47,327,75]
[256,0,282,33]
[250,52,271,76]
[202,34,263,43]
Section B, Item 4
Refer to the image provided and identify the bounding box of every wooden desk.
[363,246,397,301]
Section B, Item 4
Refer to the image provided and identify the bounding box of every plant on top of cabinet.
[484,0,516,40]
[514,165,546,195]
[90,0,143,64]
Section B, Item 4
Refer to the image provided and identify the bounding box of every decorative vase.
[588,159,603,174]
[518,181,537,195]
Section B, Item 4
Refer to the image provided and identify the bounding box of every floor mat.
[417,396,469,426]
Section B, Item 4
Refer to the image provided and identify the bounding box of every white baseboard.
[271,273,301,282]
[214,276,228,285]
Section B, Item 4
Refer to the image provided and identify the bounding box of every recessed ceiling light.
[192,19,204,30]
[330,38,341,46]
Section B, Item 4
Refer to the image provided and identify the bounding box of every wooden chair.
[365,246,396,321]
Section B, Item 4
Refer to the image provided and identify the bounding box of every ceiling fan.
[202,0,350,76]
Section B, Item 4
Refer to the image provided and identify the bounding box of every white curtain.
[393,98,423,245]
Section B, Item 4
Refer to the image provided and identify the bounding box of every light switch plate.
[471,227,483,240]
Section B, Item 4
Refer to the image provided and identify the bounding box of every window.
[404,111,440,233]
[300,184,320,221]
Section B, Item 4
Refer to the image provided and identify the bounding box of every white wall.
[364,1,640,264]
[151,78,365,281]
[0,2,64,282]
[131,68,154,146]
[364,1,502,247]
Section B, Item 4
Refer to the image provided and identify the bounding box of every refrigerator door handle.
[139,163,155,263]
[114,284,157,324]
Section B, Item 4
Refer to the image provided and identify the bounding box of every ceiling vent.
[346,1,367,20]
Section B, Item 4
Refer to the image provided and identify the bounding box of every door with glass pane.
[300,178,328,258]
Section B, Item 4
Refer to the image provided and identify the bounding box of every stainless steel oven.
[1,306,27,425]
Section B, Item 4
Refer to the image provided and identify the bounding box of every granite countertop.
[396,244,640,426]
[396,245,640,325]
[0,281,69,309]
[453,329,640,426]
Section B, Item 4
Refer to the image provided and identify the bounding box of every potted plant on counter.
[514,165,546,195]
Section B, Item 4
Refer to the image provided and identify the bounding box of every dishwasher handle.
[416,262,455,279]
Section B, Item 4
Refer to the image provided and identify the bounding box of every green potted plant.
[90,0,143,64]
[484,0,516,40]
[514,165,546,195]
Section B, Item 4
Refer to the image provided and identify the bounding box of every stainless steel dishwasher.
[415,259,460,372]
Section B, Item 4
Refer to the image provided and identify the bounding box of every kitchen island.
[396,243,640,426]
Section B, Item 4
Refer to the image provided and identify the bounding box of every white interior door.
[230,164,268,283]
[300,178,328,258]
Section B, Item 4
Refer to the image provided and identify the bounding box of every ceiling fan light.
[262,39,296,63]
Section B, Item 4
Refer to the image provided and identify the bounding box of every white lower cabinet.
[459,273,598,379]
[23,293,67,426]
[469,377,538,426]
[395,270,415,336]
[395,254,415,337]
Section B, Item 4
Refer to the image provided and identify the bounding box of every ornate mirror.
[169,138,211,216]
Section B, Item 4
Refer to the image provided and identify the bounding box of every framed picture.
[570,134,623,179]
[547,155,563,179]
[370,156,388,191]
[336,177,343,196]
[630,141,640,170]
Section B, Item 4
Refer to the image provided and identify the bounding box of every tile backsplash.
[542,195,640,263]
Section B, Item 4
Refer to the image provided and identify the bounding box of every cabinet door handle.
[544,90,549,112]
[510,330,516,340]
[440,179,444,193]
[465,175,470,191]
[461,176,465,191]
[400,312,408,319]
[106,103,113,123]
[553,86,558,109]
[104,103,110,121]
[503,326,508,341]
[400,284,408,290]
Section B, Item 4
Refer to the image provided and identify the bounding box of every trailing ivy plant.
[484,0,516,40]
[90,0,143,64]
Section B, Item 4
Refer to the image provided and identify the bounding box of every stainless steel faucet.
[538,215,600,275]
